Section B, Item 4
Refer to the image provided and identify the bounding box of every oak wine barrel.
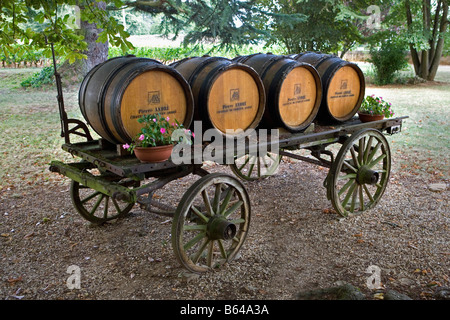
[233,53,321,132]
[79,55,194,144]
[290,52,365,123]
[170,56,265,136]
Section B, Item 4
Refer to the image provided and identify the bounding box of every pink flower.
[139,134,145,141]
[160,128,166,134]
[153,118,157,122]
[192,132,195,138]
[166,117,170,121]
[123,143,130,150]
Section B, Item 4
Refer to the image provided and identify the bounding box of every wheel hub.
[207,216,237,240]
[357,165,379,185]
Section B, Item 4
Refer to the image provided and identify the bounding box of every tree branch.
[405,0,420,75]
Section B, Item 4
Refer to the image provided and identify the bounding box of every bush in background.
[369,40,409,85]
[20,66,55,88]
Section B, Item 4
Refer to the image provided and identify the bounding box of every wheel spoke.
[261,155,270,169]
[338,173,357,180]
[223,200,243,218]
[247,161,256,178]
[191,239,210,263]
[218,240,227,259]
[359,185,365,211]
[183,224,207,231]
[338,179,355,196]
[238,156,251,171]
[363,136,374,164]
[111,197,123,215]
[257,157,261,177]
[190,206,209,223]
[343,160,358,173]
[358,137,365,164]
[368,154,386,169]
[342,181,357,208]
[350,146,360,168]
[229,218,246,224]
[366,141,382,164]
[219,187,234,215]
[363,184,374,202]
[103,196,109,219]
[349,186,357,212]
[183,232,207,251]
[80,191,101,204]
[89,194,104,216]
[207,240,214,267]
[212,183,222,214]
[202,190,213,216]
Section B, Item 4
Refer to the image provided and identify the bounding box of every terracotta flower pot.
[134,145,174,163]
[358,112,385,123]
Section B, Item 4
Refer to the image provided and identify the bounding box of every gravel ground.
[0,155,448,301]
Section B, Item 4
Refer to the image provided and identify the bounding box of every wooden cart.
[48,45,407,273]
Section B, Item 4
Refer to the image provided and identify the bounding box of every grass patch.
[365,81,449,181]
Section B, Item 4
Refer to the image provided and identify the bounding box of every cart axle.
[356,166,379,185]
[207,216,237,240]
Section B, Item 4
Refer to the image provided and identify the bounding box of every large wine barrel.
[290,52,365,123]
[233,53,321,132]
[79,55,194,144]
[170,56,265,136]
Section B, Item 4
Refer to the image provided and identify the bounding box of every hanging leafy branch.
[0,0,133,63]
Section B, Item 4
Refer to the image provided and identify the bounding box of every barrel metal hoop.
[99,57,156,143]
[186,56,228,85]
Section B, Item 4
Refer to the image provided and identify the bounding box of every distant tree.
[254,0,363,56]
[403,0,449,80]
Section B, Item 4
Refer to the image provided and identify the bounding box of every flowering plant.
[359,95,394,118]
[122,114,193,153]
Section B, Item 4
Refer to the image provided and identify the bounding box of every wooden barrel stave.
[171,56,265,136]
[292,52,365,123]
[79,56,194,144]
[234,53,322,132]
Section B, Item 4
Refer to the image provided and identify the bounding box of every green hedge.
[108,45,286,63]
[1,45,48,67]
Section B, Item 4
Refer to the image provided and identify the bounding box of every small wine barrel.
[170,56,265,136]
[79,55,194,144]
[290,52,365,123]
[233,53,321,132]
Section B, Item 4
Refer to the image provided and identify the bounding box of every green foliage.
[369,40,409,85]
[20,66,55,88]
[0,44,47,67]
[257,0,362,54]
[108,44,286,62]
[359,95,395,118]
[0,0,133,64]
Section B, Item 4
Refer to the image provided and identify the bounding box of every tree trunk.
[405,0,449,81]
[428,1,449,80]
[79,2,108,76]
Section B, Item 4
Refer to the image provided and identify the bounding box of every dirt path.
[1,159,448,301]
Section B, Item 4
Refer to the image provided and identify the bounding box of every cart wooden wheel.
[327,128,391,217]
[230,153,281,181]
[172,173,251,273]
[70,179,137,225]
